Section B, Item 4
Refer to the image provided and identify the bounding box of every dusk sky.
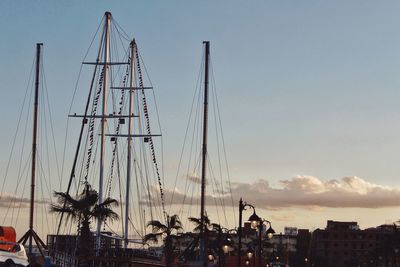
[2,1,400,237]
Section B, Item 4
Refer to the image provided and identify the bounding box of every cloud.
[155,176,400,209]
[0,193,50,208]
[231,176,400,209]
[186,173,208,185]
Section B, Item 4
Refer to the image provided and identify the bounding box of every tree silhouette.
[51,183,118,265]
[144,214,183,267]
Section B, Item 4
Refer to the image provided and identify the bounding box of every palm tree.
[144,214,183,267]
[189,215,222,263]
[51,183,119,263]
[188,214,212,233]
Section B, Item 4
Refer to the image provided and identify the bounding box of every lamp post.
[219,228,237,267]
[221,236,232,267]
[257,219,275,267]
[238,198,259,267]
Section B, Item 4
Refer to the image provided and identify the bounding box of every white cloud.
[159,176,400,209]
[230,176,400,208]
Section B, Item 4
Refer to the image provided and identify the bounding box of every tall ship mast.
[50,11,166,266]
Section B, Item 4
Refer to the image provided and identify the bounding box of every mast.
[125,39,136,248]
[200,41,210,267]
[97,11,111,246]
[18,43,48,259]
[28,42,42,255]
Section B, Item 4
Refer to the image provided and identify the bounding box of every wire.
[169,43,236,231]
[210,59,236,224]
[0,56,35,202]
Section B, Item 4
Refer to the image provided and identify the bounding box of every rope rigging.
[55,14,168,241]
[2,47,60,243]
[134,44,167,223]
[84,67,104,183]
[169,46,236,231]
[106,58,130,198]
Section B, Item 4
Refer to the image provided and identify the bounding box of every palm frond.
[92,206,119,222]
[188,217,201,225]
[147,220,167,232]
[99,197,118,208]
[51,204,78,219]
[53,191,79,207]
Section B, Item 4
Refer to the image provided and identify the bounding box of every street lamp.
[238,198,258,267]
[258,219,275,267]
[222,240,230,254]
[208,250,215,262]
[246,248,254,259]
[218,228,237,267]
[220,228,236,253]
[221,232,234,254]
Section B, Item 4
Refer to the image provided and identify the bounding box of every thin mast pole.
[28,43,42,255]
[238,198,243,267]
[125,39,136,248]
[97,11,111,246]
[200,41,210,267]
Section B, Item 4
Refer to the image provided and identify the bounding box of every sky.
[2,0,400,237]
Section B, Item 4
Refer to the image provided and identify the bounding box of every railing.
[47,234,163,267]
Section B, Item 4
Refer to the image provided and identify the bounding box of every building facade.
[309,220,400,267]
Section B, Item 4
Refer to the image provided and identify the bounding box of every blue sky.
[2,1,400,235]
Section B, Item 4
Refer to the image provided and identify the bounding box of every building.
[260,227,311,267]
[309,220,400,267]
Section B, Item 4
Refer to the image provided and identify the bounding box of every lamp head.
[222,244,230,254]
[207,252,214,262]
[246,248,254,259]
[248,211,260,229]
[266,225,275,239]
[222,237,232,254]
